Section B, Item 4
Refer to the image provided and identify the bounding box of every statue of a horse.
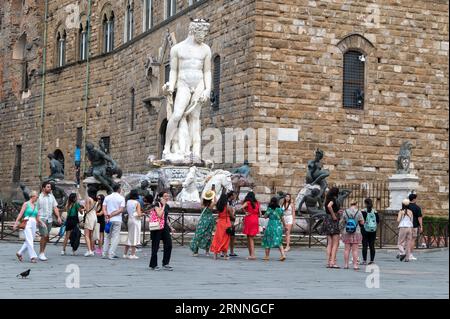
[201,170,233,199]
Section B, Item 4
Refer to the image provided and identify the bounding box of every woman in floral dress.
[262,197,287,261]
[190,190,216,256]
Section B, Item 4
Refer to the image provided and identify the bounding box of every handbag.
[149,204,165,231]
[104,221,112,234]
[225,208,233,235]
[18,218,28,230]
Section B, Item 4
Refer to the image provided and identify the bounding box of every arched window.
[211,55,221,108]
[56,30,66,67]
[343,50,365,109]
[102,12,115,53]
[143,0,153,31]
[79,23,88,61]
[125,2,134,43]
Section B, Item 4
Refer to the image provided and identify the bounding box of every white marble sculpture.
[201,169,233,200]
[176,166,201,203]
[162,19,212,162]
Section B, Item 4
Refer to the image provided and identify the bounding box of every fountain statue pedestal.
[146,160,213,200]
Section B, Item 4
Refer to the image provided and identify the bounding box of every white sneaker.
[38,253,48,261]
[84,251,93,257]
[61,250,66,256]
[410,255,417,261]
[123,254,129,259]
[72,250,77,256]
[129,255,139,260]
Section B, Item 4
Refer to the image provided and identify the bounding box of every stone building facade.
[0,0,448,215]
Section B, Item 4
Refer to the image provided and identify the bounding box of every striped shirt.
[38,193,57,222]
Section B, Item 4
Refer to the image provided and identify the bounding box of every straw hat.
[203,190,216,201]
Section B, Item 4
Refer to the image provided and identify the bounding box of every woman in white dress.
[123,189,142,259]
[281,194,296,252]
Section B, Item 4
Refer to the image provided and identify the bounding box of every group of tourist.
[13,181,423,270]
[321,188,422,269]
[13,181,174,270]
[190,190,296,261]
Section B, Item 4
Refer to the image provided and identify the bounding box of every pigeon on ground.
[17,269,31,279]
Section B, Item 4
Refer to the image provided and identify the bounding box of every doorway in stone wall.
[159,119,168,159]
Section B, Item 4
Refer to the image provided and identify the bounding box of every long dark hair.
[364,198,373,212]
[282,193,291,210]
[326,187,339,201]
[202,199,212,208]
[244,191,257,209]
[268,197,280,210]
[216,192,228,212]
[96,194,105,212]
[128,189,139,200]
[67,193,77,210]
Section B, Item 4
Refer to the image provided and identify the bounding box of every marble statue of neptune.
[162,19,212,162]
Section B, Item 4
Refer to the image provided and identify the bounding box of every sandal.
[279,256,286,262]
[263,256,270,261]
[246,256,257,260]
[31,258,38,263]
[329,265,341,269]
[16,252,23,262]
[354,267,360,271]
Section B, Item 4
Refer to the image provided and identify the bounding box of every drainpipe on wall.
[38,0,49,182]
[82,0,92,177]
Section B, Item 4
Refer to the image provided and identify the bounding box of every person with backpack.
[340,201,364,270]
[361,198,380,265]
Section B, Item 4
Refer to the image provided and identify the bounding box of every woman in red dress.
[241,192,261,260]
[210,193,232,259]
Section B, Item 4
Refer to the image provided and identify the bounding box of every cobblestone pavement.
[0,242,448,299]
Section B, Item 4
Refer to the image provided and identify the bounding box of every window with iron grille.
[76,127,83,148]
[211,55,221,108]
[99,136,110,154]
[343,50,365,109]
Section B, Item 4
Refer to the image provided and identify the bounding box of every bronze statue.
[48,153,64,180]
[305,149,330,209]
[85,142,122,193]
[297,185,326,218]
[396,141,413,174]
